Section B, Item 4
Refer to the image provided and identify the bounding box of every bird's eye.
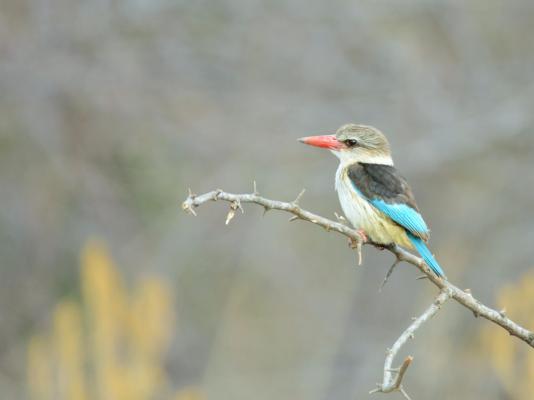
[344,139,358,147]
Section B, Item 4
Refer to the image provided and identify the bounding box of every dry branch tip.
[181,201,197,216]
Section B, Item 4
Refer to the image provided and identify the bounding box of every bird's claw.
[348,230,367,266]
[357,229,368,243]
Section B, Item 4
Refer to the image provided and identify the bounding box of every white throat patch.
[330,150,394,167]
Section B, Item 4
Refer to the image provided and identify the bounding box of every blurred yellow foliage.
[481,270,534,398]
[172,387,205,400]
[27,240,204,400]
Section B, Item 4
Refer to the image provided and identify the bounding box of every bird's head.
[299,123,393,165]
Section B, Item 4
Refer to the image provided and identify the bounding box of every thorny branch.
[182,187,534,395]
[369,290,452,399]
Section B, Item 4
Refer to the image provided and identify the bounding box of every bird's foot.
[348,230,367,266]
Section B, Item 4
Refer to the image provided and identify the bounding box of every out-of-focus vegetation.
[27,240,202,400]
[481,271,534,399]
[2,1,534,399]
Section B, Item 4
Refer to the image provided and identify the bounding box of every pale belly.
[335,167,413,248]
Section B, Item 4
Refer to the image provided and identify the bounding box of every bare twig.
[369,290,451,397]
[182,188,534,396]
[182,189,360,241]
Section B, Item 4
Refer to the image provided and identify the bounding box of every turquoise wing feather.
[369,198,429,237]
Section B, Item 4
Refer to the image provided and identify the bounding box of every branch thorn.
[380,259,401,291]
[334,212,347,225]
[225,209,235,225]
[400,386,412,400]
[292,188,306,206]
[225,200,242,225]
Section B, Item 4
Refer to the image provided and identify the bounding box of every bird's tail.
[406,232,445,277]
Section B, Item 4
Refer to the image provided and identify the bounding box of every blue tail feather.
[406,232,445,277]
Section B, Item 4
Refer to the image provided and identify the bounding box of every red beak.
[298,134,342,150]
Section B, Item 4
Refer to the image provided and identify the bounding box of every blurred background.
[1,1,534,399]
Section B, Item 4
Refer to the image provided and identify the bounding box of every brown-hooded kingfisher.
[299,123,445,277]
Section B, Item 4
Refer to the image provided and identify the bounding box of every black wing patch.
[348,163,418,208]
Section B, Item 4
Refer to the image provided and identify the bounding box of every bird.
[298,123,445,278]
